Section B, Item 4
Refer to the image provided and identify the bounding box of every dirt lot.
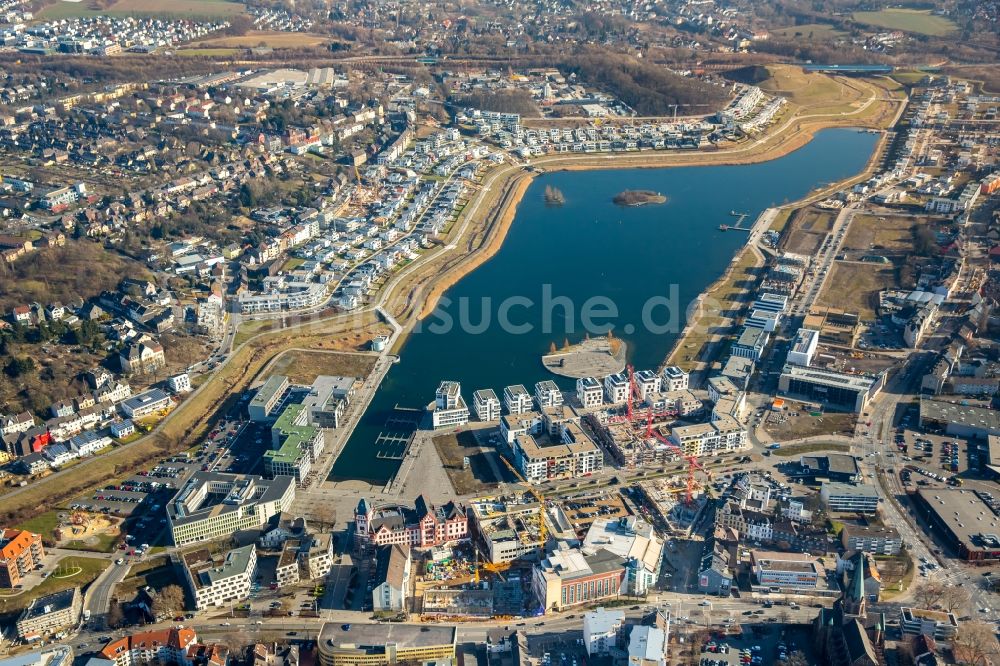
[764,410,858,441]
[782,207,835,255]
[265,349,378,385]
[818,262,898,320]
[431,430,513,496]
[841,213,917,254]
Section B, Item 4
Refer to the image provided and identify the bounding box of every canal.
[330,128,879,483]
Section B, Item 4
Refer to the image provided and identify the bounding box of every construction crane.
[607,365,677,425]
[642,406,712,505]
[498,454,547,545]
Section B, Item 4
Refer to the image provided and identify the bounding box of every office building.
[472,389,501,422]
[913,489,1000,561]
[532,546,626,612]
[731,327,769,361]
[786,328,819,367]
[582,517,663,596]
[316,623,456,666]
[0,647,74,666]
[431,381,469,429]
[750,550,821,589]
[0,529,45,588]
[120,389,172,419]
[576,377,604,409]
[503,385,533,414]
[249,376,290,422]
[820,482,879,514]
[265,404,325,484]
[799,454,861,484]
[182,544,257,611]
[778,365,885,413]
[167,473,295,546]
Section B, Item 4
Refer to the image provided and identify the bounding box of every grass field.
[117,555,183,598]
[842,213,915,254]
[39,0,244,20]
[0,556,105,613]
[177,48,239,57]
[851,9,957,36]
[189,31,329,48]
[265,349,378,385]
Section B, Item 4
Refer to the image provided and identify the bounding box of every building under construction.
[469,493,546,565]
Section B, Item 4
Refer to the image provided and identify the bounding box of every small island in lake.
[544,185,565,206]
[613,189,667,207]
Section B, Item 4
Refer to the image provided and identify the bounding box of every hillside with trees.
[561,51,729,116]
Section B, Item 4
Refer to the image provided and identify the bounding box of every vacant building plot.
[265,350,378,386]
[431,430,514,496]
[41,0,244,19]
[759,65,868,116]
[818,262,898,321]
[841,214,917,256]
[764,411,858,441]
[782,207,835,255]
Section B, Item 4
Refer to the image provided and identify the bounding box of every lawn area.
[176,48,239,57]
[0,556,106,613]
[769,208,793,233]
[62,530,120,553]
[281,257,305,272]
[16,510,64,539]
[770,441,852,457]
[266,349,377,385]
[852,9,957,36]
[891,70,929,86]
[842,214,916,254]
[817,262,898,321]
[759,65,860,110]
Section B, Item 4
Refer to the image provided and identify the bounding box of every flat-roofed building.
[472,389,501,422]
[499,410,544,445]
[633,370,661,400]
[799,454,861,483]
[913,488,1000,561]
[182,544,256,610]
[603,373,630,404]
[249,376,290,422]
[316,623,457,666]
[732,327,769,361]
[167,472,295,546]
[786,328,819,367]
[778,365,885,413]
[919,397,1000,439]
[803,307,860,347]
[753,292,788,314]
[120,388,171,419]
[16,588,80,639]
[534,380,564,409]
[842,524,902,555]
[468,494,545,564]
[512,423,602,483]
[265,404,325,484]
[820,482,879,514]
[750,550,820,589]
[532,546,626,612]
[900,607,959,640]
[582,516,662,595]
[721,356,754,390]
[503,384,533,415]
[431,381,469,429]
[576,377,603,409]
[661,366,689,392]
[582,608,624,656]
[669,416,747,457]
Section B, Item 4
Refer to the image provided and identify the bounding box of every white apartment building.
[634,370,661,400]
[503,384,534,414]
[576,377,604,409]
[661,366,689,392]
[182,544,257,611]
[472,389,501,422]
[603,373,630,404]
[786,328,819,367]
[534,380,564,408]
[582,608,624,657]
[167,373,192,394]
[669,416,747,457]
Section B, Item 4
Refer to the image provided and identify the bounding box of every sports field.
[851,9,957,36]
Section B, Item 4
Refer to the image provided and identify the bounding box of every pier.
[718,211,751,232]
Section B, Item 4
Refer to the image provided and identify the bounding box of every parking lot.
[700,624,815,666]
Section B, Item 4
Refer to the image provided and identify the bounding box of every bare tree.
[106,600,125,629]
[784,651,808,666]
[952,621,1000,666]
[938,584,971,613]
[911,581,944,609]
[152,584,186,616]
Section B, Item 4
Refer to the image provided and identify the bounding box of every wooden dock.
[719,212,751,232]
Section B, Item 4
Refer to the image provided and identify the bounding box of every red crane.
[643,406,712,505]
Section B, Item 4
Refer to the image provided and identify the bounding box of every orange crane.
[643,406,712,505]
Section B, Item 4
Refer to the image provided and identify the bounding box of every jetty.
[719,211,751,232]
